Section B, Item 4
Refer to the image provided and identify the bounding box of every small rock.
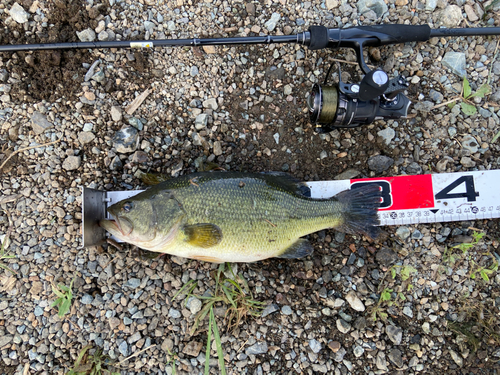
[168,308,181,319]
[309,339,322,354]
[126,278,141,288]
[195,113,208,130]
[442,52,466,78]
[326,0,339,10]
[368,155,394,173]
[111,106,122,122]
[109,156,122,171]
[334,169,360,180]
[449,350,463,367]
[345,291,365,312]
[118,341,129,357]
[213,141,222,156]
[407,162,422,174]
[439,5,463,28]
[202,45,216,54]
[375,248,398,266]
[76,28,96,42]
[403,306,413,318]
[182,341,203,357]
[246,342,268,355]
[62,156,81,171]
[78,132,95,145]
[113,126,139,153]
[281,306,293,315]
[9,3,29,23]
[377,128,395,145]
[203,98,218,110]
[460,156,476,168]
[462,135,479,153]
[388,348,404,368]
[396,226,411,241]
[422,322,430,334]
[386,325,403,345]
[0,335,13,347]
[81,294,93,305]
[31,112,53,135]
[264,13,281,31]
[357,0,388,18]
[336,319,351,333]
[262,304,280,317]
[328,341,341,353]
[353,346,364,357]
[187,297,202,315]
[190,66,199,77]
[376,351,389,371]
[429,89,444,103]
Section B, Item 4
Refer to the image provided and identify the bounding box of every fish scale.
[99,172,381,263]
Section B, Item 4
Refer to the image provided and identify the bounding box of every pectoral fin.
[277,239,314,259]
[183,223,223,248]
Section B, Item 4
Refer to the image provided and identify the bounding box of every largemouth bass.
[99,172,381,263]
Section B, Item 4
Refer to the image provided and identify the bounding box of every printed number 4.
[435,176,479,202]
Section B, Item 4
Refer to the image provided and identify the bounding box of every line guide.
[82,170,499,247]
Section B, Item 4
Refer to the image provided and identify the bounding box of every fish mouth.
[99,217,133,237]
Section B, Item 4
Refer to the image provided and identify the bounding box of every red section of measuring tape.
[350,174,434,211]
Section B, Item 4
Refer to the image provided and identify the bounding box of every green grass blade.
[463,76,472,98]
[461,102,477,116]
[204,308,213,375]
[210,308,226,375]
[469,83,491,99]
[492,129,500,143]
[172,279,198,301]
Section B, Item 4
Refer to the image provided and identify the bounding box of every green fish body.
[100,172,380,263]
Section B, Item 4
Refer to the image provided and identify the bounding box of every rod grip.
[308,25,329,50]
[356,24,431,44]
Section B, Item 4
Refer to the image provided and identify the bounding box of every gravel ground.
[1,0,500,374]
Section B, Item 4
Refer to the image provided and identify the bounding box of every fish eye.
[122,202,133,213]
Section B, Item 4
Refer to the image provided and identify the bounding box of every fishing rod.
[2,24,499,131]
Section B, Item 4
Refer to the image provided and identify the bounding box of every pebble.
[353,346,364,357]
[368,155,394,173]
[357,0,388,17]
[168,308,181,319]
[246,342,268,355]
[334,169,360,180]
[81,294,93,305]
[9,3,29,23]
[442,52,466,78]
[377,128,395,145]
[375,248,398,266]
[336,319,351,333]
[309,339,322,354]
[76,28,96,42]
[345,290,365,312]
[388,348,404,368]
[78,132,96,145]
[396,226,410,241]
[386,325,403,345]
[118,341,129,357]
[403,306,413,318]
[264,13,280,31]
[31,112,53,135]
[261,304,280,317]
[113,126,139,153]
[462,135,479,153]
[187,297,202,315]
[438,5,463,27]
[449,350,463,367]
[281,306,293,315]
[62,156,81,171]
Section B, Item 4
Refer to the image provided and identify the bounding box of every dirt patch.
[0,0,108,103]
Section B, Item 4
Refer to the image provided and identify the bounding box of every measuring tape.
[82,170,499,247]
[307,170,500,226]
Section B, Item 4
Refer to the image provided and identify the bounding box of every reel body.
[307,68,412,132]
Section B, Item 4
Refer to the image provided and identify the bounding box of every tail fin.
[334,185,381,239]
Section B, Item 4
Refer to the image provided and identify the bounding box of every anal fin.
[277,239,314,259]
